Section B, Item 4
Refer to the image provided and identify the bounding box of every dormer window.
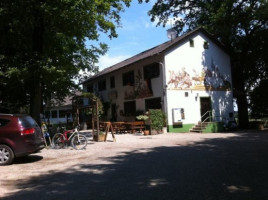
[122,71,134,86]
[98,79,106,91]
[110,76,115,88]
[189,39,194,47]
[143,63,160,80]
[203,41,209,49]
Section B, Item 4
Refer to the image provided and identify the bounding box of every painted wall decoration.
[124,85,136,100]
[124,70,153,100]
[168,59,231,91]
[135,70,153,99]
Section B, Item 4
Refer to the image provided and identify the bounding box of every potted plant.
[258,121,265,130]
[136,113,150,135]
[149,109,165,134]
[93,131,106,142]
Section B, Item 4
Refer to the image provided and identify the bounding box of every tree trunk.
[236,91,249,129]
[29,0,44,125]
[232,60,249,129]
[30,77,42,125]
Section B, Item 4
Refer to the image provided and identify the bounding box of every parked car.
[0,114,45,165]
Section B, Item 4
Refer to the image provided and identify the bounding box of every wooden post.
[96,99,99,141]
[104,122,116,142]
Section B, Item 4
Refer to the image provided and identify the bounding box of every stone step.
[189,129,203,133]
[190,121,211,133]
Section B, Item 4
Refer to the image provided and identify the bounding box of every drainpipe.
[159,62,168,120]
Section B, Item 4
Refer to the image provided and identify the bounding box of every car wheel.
[0,145,14,166]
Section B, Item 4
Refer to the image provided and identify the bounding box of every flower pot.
[258,123,264,130]
[162,127,167,133]
[93,134,105,142]
[143,130,150,135]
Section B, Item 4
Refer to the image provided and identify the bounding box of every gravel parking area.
[1,130,268,200]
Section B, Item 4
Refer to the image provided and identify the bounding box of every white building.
[82,28,234,132]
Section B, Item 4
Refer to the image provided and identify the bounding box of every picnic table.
[112,121,145,134]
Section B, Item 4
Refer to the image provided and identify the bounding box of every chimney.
[167,28,178,40]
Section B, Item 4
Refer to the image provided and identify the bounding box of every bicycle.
[52,126,88,150]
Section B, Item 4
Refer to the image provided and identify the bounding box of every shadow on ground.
[3,131,268,200]
[13,155,43,164]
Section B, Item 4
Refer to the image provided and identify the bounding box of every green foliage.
[149,109,165,130]
[136,115,149,121]
[0,0,131,120]
[140,0,268,128]
[250,79,268,119]
[81,92,104,117]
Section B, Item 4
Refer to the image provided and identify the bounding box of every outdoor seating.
[112,121,145,134]
[126,121,145,134]
[112,122,128,134]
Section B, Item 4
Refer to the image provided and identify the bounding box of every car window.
[19,116,38,128]
[0,118,11,127]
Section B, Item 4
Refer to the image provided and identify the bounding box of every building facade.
[83,28,234,132]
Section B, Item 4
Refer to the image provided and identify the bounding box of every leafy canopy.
[0,0,131,115]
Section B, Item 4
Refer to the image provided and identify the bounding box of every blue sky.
[95,1,172,71]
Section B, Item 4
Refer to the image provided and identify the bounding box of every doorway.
[200,97,212,122]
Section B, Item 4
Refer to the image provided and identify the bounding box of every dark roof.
[83,27,227,84]
[50,91,82,107]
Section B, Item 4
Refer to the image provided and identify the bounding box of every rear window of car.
[19,116,38,128]
[0,118,11,127]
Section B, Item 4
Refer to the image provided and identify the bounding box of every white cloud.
[97,54,131,71]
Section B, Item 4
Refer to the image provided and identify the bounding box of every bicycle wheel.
[52,133,65,149]
[71,134,87,150]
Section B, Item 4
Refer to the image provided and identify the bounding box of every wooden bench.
[112,122,128,134]
[127,121,145,133]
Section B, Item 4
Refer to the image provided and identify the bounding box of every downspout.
[159,61,168,125]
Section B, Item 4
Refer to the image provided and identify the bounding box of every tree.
[250,79,268,119]
[0,0,131,123]
[140,0,268,128]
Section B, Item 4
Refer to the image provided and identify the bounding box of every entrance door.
[200,97,212,122]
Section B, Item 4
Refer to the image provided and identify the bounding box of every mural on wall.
[124,85,136,100]
[124,70,153,100]
[168,59,231,91]
[135,70,153,98]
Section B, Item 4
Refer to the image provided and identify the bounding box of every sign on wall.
[172,108,185,125]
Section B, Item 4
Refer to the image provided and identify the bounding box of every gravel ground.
[1,130,268,200]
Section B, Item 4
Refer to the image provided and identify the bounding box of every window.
[189,39,194,47]
[203,41,209,49]
[45,111,50,119]
[0,118,10,127]
[110,76,115,88]
[143,63,160,80]
[123,71,134,86]
[59,110,66,118]
[145,97,162,111]
[124,101,136,116]
[103,102,110,116]
[51,110,58,118]
[87,84,93,93]
[98,79,106,91]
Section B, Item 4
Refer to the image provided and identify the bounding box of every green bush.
[149,109,165,130]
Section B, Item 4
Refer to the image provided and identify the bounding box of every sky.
[94,1,173,71]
